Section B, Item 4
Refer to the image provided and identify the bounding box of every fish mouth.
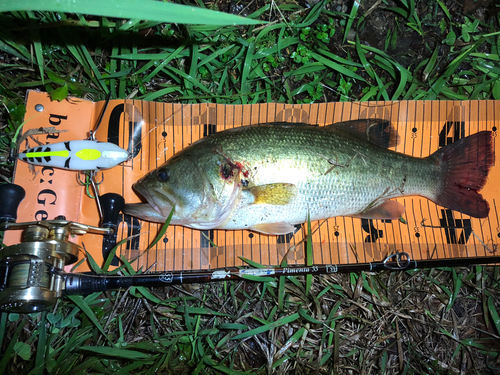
[133,183,174,218]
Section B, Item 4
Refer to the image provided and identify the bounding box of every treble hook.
[76,171,105,219]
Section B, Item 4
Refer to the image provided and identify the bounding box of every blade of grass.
[427,41,480,99]
[278,255,288,311]
[283,62,326,77]
[34,311,47,375]
[0,312,6,349]
[310,52,366,82]
[292,0,326,28]
[142,86,183,101]
[232,313,300,340]
[352,42,410,99]
[343,0,360,43]
[487,295,500,336]
[298,306,322,324]
[79,346,156,360]
[355,35,389,101]
[218,323,248,330]
[0,317,27,370]
[163,66,212,95]
[240,39,255,105]
[0,37,31,61]
[436,0,451,20]
[85,250,103,274]
[28,12,45,85]
[145,206,175,251]
[305,212,313,295]
[175,306,230,316]
[422,46,439,82]
[67,294,112,343]
[239,257,267,268]
[0,0,263,25]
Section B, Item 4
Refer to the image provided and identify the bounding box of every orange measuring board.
[5,91,499,272]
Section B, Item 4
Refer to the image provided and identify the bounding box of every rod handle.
[99,193,124,231]
[0,184,26,223]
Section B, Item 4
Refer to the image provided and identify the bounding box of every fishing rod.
[64,253,500,294]
[1,183,499,314]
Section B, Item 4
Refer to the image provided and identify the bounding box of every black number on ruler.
[201,123,217,245]
[439,121,465,147]
[277,224,302,243]
[361,219,383,242]
[108,104,143,158]
[102,214,141,266]
[203,124,217,137]
[439,209,472,244]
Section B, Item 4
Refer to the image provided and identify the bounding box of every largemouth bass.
[124,120,494,235]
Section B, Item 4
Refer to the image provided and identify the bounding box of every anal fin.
[250,222,296,235]
[350,200,405,220]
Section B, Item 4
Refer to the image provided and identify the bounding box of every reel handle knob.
[0,184,26,223]
[99,193,124,231]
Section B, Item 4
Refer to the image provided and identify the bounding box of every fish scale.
[124,122,493,235]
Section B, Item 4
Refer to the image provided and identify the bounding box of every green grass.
[1,0,500,373]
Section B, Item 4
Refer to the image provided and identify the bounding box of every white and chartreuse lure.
[18,140,129,171]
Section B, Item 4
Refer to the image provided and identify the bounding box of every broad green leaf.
[14,342,31,361]
[50,85,69,102]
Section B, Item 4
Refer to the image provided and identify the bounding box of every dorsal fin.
[259,122,318,127]
[325,119,399,149]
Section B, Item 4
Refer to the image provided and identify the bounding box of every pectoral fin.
[246,183,297,205]
[351,200,405,220]
[250,222,296,235]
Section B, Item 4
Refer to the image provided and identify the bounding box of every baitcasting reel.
[0,184,123,313]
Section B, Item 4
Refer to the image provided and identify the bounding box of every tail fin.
[429,131,494,218]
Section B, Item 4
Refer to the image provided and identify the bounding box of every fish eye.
[156,167,170,182]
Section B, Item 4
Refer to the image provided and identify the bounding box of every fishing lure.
[18,140,129,171]
[14,95,133,218]
[17,94,130,172]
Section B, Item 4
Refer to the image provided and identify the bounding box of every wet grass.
[1,0,500,373]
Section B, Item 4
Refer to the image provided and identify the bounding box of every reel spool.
[0,184,124,313]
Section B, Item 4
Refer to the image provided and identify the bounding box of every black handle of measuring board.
[64,255,500,295]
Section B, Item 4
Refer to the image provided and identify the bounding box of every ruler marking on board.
[149,100,155,271]
[493,200,500,257]
[467,102,480,258]
[482,102,495,257]
[322,102,333,265]
[183,104,189,272]
[411,200,421,259]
